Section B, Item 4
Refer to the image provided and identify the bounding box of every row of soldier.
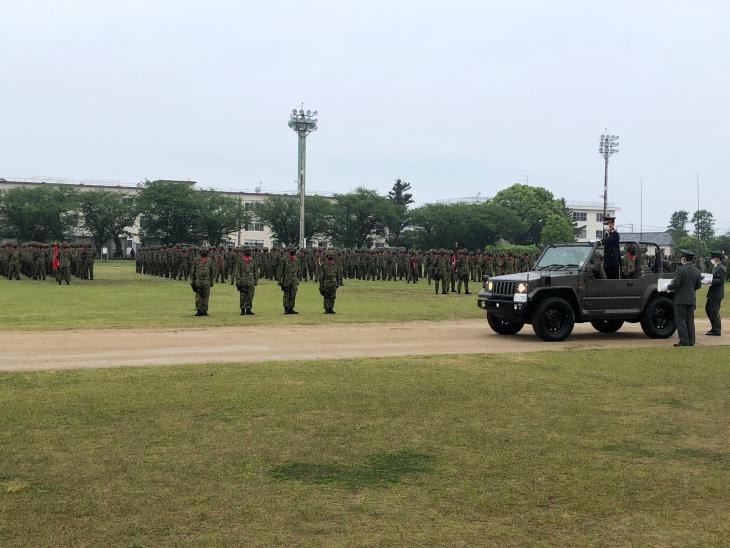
[136,245,540,287]
[0,242,95,283]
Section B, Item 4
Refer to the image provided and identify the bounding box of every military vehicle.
[477,242,676,341]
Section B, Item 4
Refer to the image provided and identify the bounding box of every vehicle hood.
[488,269,582,282]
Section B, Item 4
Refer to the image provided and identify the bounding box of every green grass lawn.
[0,262,481,330]
[1,262,727,331]
[1,347,728,546]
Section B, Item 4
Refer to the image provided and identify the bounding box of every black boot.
[240,309,246,315]
[290,309,299,314]
[247,309,255,315]
[195,310,203,316]
[330,309,336,314]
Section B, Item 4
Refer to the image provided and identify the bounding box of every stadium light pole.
[288,107,318,248]
[599,133,619,220]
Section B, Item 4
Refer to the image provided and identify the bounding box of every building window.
[247,221,263,231]
[596,213,603,222]
[576,228,587,239]
[596,230,604,239]
[572,211,587,222]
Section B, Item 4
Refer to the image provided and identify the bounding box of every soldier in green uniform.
[7,244,20,280]
[234,246,258,315]
[319,249,341,313]
[190,246,215,316]
[436,249,450,295]
[57,243,71,285]
[278,245,300,314]
[621,245,637,278]
[457,248,471,294]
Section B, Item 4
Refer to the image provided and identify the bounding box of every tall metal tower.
[599,133,619,220]
[288,107,318,248]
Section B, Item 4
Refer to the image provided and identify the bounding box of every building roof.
[621,231,673,246]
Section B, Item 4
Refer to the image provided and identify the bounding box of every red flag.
[52,243,59,271]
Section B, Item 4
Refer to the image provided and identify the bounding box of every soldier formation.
[0,242,95,284]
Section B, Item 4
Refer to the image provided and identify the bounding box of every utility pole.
[288,106,318,248]
[599,132,619,220]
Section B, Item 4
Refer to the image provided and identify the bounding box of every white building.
[565,201,620,243]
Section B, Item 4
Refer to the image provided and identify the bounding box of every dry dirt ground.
[1,319,726,371]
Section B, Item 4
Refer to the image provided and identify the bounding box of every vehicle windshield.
[535,246,592,269]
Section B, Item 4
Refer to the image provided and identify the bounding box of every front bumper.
[477,290,529,321]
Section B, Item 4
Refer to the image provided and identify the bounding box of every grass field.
[1,262,727,331]
[0,262,481,330]
[1,347,729,546]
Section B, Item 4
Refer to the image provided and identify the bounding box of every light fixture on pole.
[288,107,318,248]
[598,133,619,220]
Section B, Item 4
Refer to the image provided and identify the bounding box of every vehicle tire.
[590,319,624,333]
[640,295,676,338]
[532,297,575,341]
[487,312,524,335]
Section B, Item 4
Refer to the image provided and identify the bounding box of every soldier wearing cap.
[190,246,215,316]
[319,249,341,313]
[278,245,300,314]
[234,246,257,315]
[600,216,621,279]
[667,249,702,346]
[705,250,725,336]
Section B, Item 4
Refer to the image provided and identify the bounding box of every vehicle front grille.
[492,281,517,295]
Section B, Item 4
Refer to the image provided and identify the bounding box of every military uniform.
[319,251,341,313]
[278,246,300,314]
[190,248,215,316]
[705,251,725,336]
[234,247,258,315]
[667,250,702,346]
[600,216,621,279]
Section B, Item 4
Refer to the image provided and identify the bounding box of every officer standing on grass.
[667,249,702,347]
[190,246,215,316]
[705,250,725,336]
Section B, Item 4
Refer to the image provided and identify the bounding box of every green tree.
[491,184,572,245]
[255,194,333,246]
[79,190,140,257]
[709,232,730,254]
[137,180,201,244]
[540,214,576,247]
[196,191,252,246]
[691,209,715,242]
[387,178,414,246]
[668,210,689,240]
[329,188,397,248]
[0,185,79,242]
[404,202,526,250]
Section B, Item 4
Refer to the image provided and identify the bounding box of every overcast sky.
[2,0,729,234]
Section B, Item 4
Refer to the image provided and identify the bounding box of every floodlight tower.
[599,133,619,219]
[288,107,318,248]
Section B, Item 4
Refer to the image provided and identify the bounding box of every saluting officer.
[600,216,621,279]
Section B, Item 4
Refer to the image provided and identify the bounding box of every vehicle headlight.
[487,281,494,291]
[517,282,528,293]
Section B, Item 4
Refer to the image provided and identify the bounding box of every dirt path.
[1,319,726,371]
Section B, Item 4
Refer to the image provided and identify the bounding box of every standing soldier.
[406,249,419,283]
[190,246,215,316]
[600,216,621,279]
[278,245,300,314]
[667,249,702,347]
[319,250,341,313]
[57,243,71,285]
[436,249,450,295]
[234,246,258,315]
[705,251,725,336]
[457,249,471,294]
[7,244,21,280]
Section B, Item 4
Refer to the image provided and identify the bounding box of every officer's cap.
[709,250,724,258]
[602,216,616,224]
[679,249,695,258]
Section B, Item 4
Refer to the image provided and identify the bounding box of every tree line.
[0,178,593,254]
[667,209,729,257]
